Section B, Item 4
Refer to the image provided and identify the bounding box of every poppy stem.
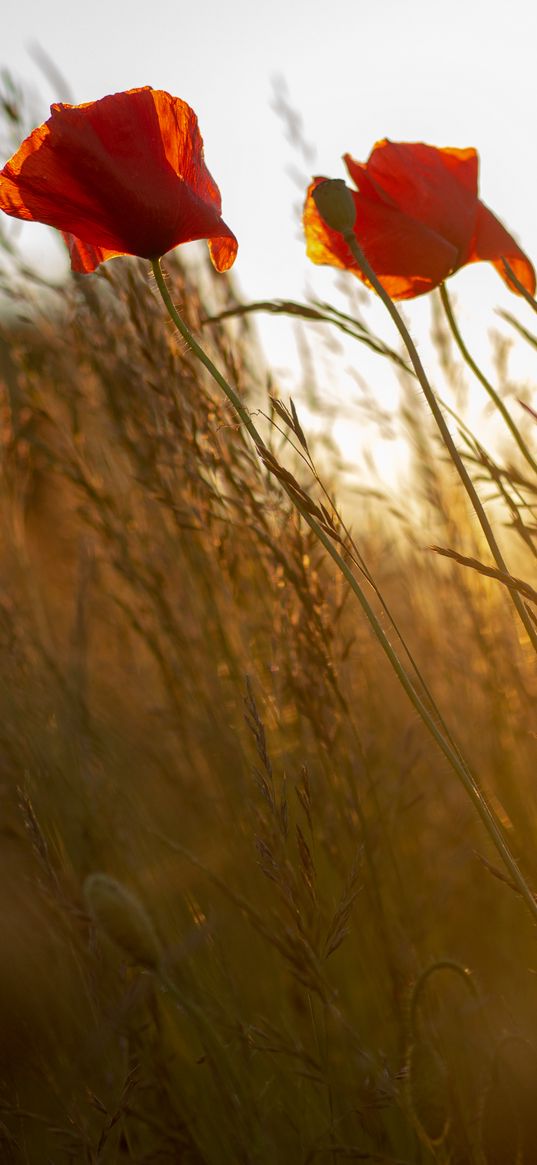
[151,259,265,453]
[340,228,537,658]
[439,282,537,477]
[151,256,537,929]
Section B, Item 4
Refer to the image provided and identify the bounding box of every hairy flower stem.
[340,229,537,657]
[439,282,537,476]
[151,257,537,927]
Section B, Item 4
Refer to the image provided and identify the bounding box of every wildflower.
[304,140,535,299]
[0,86,237,274]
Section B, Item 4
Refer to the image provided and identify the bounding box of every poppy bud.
[84,873,162,970]
[311,179,356,234]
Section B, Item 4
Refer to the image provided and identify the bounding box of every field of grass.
[2,91,537,1165]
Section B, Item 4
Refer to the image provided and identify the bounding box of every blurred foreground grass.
[1,112,537,1165]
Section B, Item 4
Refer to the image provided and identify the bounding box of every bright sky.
[3,0,537,488]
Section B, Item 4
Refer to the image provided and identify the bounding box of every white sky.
[3,0,537,490]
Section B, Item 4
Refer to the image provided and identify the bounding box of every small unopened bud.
[312,179,356,234]
[84,873,162,970]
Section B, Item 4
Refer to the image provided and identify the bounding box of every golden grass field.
[2,79,537,1165]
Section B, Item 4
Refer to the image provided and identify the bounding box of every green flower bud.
[84,873,162,970]
[312,179,356,234]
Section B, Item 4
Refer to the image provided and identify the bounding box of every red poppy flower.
[0,86,237,274]
[304,140,535,300]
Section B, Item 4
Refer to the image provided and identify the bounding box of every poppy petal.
[0,99,150,249]
[304,178,458,300]
[346,140,479,260]
[342,154,395,206]
[149,90,222,212]
[207,235,238,272]
[63,233,124,274]
[466,201,536,296]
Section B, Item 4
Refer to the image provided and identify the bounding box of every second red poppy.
[304,140,535,299]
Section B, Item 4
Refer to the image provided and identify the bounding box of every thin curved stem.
[340,230,537,657]
[439,282,537,476]
[151,256,537,928]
